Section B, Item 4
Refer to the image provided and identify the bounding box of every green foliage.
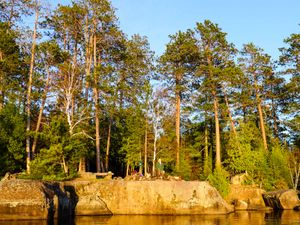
[225,121,291,190]
[0,104,25,176]
[29,116,85,180]
[268,140,290,189]
[226,121,264,174]
[208,167,230,197]
[29,144,67,180]
[174,147,196,180]
[0,21,23,105]
[0,0,299,185]
[120,108,144,168]
[158,29,199,99]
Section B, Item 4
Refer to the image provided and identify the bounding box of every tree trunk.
[62,157,68,174]
[272,100,278,138]
[224,92,237,135]
[294,165,300,190]
[93,34,101,172]
[213,93,221,169]
[175,89,180,170]
[105,118,111,171]
[0,75,4,110]
[144,116,148,175]
[25,2,39,174]
[79,28,92,173]
[31,65,51,156]
[152,113,158,176]
[152,149,156,177]
[203,119,210,176]
[206,52,221,170]
[78,158,86,173]
[94,88,101,172]
[126,161,129,177]
[84,21,92,104]
[255,83,268,151]
[0,48,4,109]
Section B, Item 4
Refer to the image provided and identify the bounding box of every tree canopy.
[0,0,299,191]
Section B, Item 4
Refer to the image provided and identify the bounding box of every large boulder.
[0,179,233,218]
[0,179,74,220]
[71,180,233,215]
[0,179,53,220]
[226,184,268,210]
[263,189,300,210]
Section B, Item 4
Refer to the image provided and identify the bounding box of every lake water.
[1,211,300,225]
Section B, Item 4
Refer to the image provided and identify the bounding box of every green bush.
[29,145,68,180]
[0,104,25,176]
[268,140,290,189]
[208,167,230,197]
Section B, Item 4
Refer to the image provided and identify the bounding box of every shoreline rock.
[6,179,300,220]
[68,180,234,215]
[0,179,234,220]
[263,189,300,210]
[0,180,52,220]
[226,184,271,211]
[0,179,74,220]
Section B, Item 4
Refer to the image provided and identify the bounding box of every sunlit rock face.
[75,192,112,216]
[0,180,52,220]
[0,179,73,220]
[0,179,233,219]
[263,189,300,210]
[73,180,234,215]
[226,184,268,210]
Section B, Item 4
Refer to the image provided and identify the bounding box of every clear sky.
[52,0,300,59]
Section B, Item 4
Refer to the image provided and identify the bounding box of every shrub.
[208,167,230,197]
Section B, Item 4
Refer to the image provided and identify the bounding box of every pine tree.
[279,33,300,147]
[0,22,23,109]
[194,20,236,169]
[159,30,198,170]
[239,43,273,151]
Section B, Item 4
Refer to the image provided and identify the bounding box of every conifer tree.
[159,30,198,170]
[239,43,273,151]
[195,20,236,169]
[279,33,300,147]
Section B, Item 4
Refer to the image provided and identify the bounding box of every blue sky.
[52,0,300,59]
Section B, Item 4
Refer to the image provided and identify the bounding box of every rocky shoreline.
[0,178,299,221]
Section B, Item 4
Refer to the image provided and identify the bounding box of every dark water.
[1,211,300,225]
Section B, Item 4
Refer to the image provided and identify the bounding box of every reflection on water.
[1,211,300,225]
